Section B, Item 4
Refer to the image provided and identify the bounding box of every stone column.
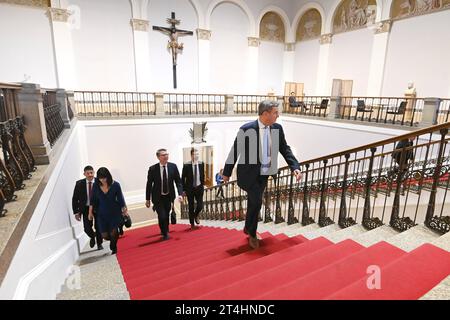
[197,29,212,92]
[131,19,152,92]
[419,98,440,128]
[47,7,77,89]
[225,95,234,115]
[247,37,260,93]
[315,34,333,96]
[56,89,70,128]
[283,43,295,86]
[155,93,165,116]
[16,84,51,165]
[277,96,285,114]
[366,20,392,96]
[327,96,342,120]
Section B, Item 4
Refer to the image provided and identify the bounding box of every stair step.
[301,224,342,240]
[326,243,450,299]
[257,241,405,300]
[198,239,364,300]
[326,224,367,243]
[386,224,441,252]
[352,225,399,247]
[130,235,298,299]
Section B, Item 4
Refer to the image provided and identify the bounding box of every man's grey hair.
[258,100,279,116]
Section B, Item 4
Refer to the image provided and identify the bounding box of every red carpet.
[116,224,450,300]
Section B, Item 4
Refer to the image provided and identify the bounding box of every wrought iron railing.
[164,93,225,115]
[74,91,156,117]
[338,96,424,126]
[189,122,450,235]
[42,90,64,146]
[284,96,331,118]
[233,95,277,114]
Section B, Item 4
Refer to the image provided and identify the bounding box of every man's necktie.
[193,164,198,187]
[261,126,271,173]
[162,166,168,194]
[88,181,92,204]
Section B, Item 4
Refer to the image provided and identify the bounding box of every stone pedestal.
[225,95,234,115]
[155,93,165,115]
[328,96,341,120]
[277,96,285,114]
[16,83,51,165]
[419,98,440,128]
[56,89,70,128]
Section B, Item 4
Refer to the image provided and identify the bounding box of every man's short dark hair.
[84,165,94,172]
[156,148,167,157]
[258,100,279,116]
[191,148,198,156]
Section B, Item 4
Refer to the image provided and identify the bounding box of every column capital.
[131,19,150,32]
[196,29,211,40]
[319,33,333,45]
[284,43,295,52]
[374,20,392,34]
[47,7,71,22]
[248,37,260,47]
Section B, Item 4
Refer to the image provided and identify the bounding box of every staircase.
[114,222,450,300]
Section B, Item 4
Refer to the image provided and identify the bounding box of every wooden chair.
[313,99,329,116]
[356,99,373,120]
[386,101,407,124]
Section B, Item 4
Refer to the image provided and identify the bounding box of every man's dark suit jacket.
[72,178,95,215]
[223,120,300,191]
[181,161,205,193]
[288,96,299,108]
[146,162,183,204]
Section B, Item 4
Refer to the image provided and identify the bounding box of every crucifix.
[153,12,193,89]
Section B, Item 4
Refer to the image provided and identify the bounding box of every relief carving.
[296,9,322,42]
[259,12,285,43]
[334,0,377,33]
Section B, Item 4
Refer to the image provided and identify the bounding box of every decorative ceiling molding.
[47,7,71,22]
[319,33,333,44]
[391,0,450,20]
[248,37,260,47]
[0,0,50,8]
[196,28,211,40]
[130,19,149,32]
[374,19,392,34]
[284,43,295,51]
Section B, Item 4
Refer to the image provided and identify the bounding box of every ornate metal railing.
[74,91,156,117]
[338,96,424,127]
[0,84,36,217]
[164,93,225,115]
[189,122,450,235]
[234,95,276,114]
[284,96,331,118]
[437,99,450,124]
[42,90,64,146]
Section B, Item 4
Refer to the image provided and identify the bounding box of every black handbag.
[123,215,132,228]
[170,207,177,225]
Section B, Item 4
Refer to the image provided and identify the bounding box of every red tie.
[88,181,92,202]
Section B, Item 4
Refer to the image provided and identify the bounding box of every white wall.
[147,0,198,92]
[70,0,136,91]
[0,4,58,88]
[293,39,320,95]
[209,2,250,94]
[258,41,284,94]
[327,28,374,96]
[0,124,86,300]
[382,9,450,98]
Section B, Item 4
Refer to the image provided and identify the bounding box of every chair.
[313,99,329,116]
[356,99,373,120]
[386,101,407,124]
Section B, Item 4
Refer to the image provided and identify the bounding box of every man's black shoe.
[97,244,104,250]
[89,237,95,248]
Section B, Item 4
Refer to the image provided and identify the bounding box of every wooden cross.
[153,12,193,89]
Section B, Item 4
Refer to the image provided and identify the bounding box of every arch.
[292,2,326,38]
[189,0,205,29]
[326,0,384,34]
[205,0,256,36]
[257,5,292,42]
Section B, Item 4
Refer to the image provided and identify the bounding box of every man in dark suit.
[182,148,205,230]
[288,92,308,111]
[223,100,302,249]
[146,148,183,240]
[72,165,103,250]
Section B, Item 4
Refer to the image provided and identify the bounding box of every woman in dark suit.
[88,167,128,254]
